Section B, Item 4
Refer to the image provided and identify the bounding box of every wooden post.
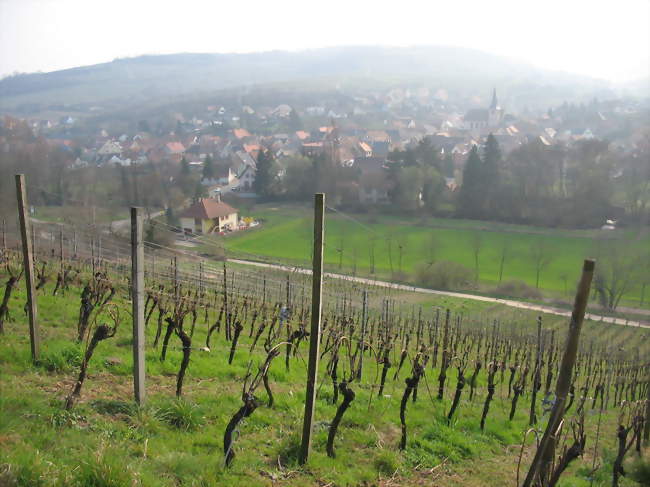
[72,230,77,257]
[299,193,325,465]
[640,376,650,446]
[91,236,95,275]
[286,273,291,309]
[97,233,102,269]
[59,229,64,272]
[522,259,595,487]
[130,207,146,405]
[1,218,5,251]
[15,175,40,361]
[199,260,204,297]
[173,256,179,300]
[358,289,368,380]
[223,261,230,340]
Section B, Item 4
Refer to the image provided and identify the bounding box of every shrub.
[374,450,399,475]
[36,344,82,373]
[74,452,135,487]
[50,410,88,429]
[156,399,203,431]
[494,280,543,300]
[415,261,474,291]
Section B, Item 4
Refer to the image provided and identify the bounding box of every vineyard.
[0,190,649,486]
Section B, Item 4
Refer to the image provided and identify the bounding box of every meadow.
[222,204,650,309]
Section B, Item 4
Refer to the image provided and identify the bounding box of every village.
[2,82,648,239]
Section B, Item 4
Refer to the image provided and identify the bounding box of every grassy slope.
[0,266,647,486]
[221,205,649,307]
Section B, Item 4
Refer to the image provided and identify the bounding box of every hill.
[0,45,613,114]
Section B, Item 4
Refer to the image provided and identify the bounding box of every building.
[178,195,238,234]
[463,89,504,131]
[238,165,256,190]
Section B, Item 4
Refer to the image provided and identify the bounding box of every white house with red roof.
[178,195,238,234]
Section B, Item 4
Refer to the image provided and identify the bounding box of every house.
[238,165,256,190]
[302,141,324,157]
[98,140,122,156]
[354,156,390,204]
[178,196,238,234]
[358,172,390,204]
[358,141,372,157]
[164,142,186,163]
[217,165,237,185]
[232,128,251,140]
[165,142,186,154]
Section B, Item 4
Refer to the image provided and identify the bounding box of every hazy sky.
[1,0,649,82]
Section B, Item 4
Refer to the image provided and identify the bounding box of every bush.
[74,451,135,487]
[36,344,82,372]
[200,244,225,261]
[494,280,543,300]
[374,450,399,475]
[156,399,203,431]
[415,261,474,291]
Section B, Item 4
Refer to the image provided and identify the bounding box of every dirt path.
[228,258,650,329]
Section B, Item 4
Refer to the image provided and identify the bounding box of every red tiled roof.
[233,128,251,139]
[179,198,237,220]
[295,130,310,140]
[165,142,186,153]
[243,143,261,154]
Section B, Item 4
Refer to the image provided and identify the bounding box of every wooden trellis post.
[522,259,595,487]
[299,193,325,465]
[358,289,368,380]
[15,174,40,361]
[130,207,146,404]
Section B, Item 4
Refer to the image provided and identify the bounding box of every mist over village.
[0,1,649,486]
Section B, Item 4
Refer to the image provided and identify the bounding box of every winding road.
[228,258,650,329]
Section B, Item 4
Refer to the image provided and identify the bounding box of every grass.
[218,204,650,309]
[32,205,129,225]
[0,264,647,486]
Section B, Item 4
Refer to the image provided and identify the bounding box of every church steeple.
[490,88,498,110]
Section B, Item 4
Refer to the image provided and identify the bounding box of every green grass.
[0,265,647,486]
[33,205,129,225]
[219,204,650,309]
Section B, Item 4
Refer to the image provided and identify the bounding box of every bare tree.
[530,239,553,289]
[425,232,438,267]
[386,234,394,277]
[470,231,483,285]
[336,234,345,270]
[593,240,643,311]
[498,237,511,284]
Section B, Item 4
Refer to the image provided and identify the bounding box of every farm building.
[178,195,238,234]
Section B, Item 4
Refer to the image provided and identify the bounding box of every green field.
[222,205,650,309]
[32,205,130,225]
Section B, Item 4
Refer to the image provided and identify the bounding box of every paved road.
[228,258,649,329]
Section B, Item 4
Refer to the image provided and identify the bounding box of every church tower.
[488,88,503,127]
